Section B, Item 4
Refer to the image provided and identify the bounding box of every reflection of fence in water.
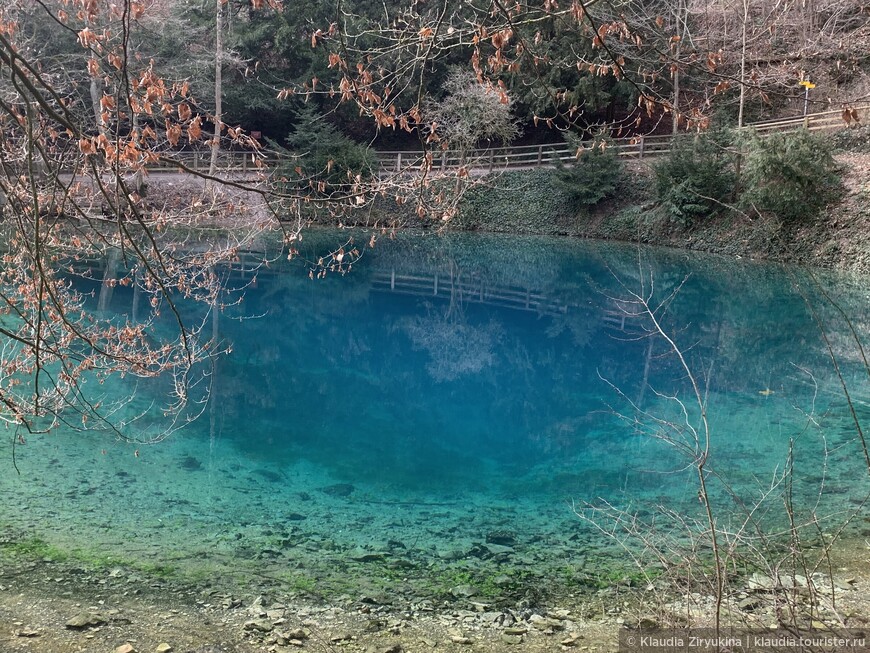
[371,268,569,316]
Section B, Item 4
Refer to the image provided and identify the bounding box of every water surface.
[3,231,869,600]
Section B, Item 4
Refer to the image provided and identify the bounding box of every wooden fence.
[146,104,868,175]
[145,150,279,173]
[748,105,869,134]
[374,134,674,174]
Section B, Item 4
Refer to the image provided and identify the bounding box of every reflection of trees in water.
[544,307,597,349]
[399,304,504,383]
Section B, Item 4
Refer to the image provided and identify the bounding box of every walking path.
[145,105,868,175]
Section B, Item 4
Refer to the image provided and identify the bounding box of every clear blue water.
[2,231,869,600]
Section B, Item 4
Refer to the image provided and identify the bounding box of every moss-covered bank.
[475,156,859,274]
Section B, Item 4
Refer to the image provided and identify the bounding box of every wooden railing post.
[638,136,645,159]
[489,150,495,173]
[396,151,402,171]
[537,145,543,166]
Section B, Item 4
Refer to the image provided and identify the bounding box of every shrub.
[740,129,843,222]
[277,106,376,191]
[653,128,737,224]
[554,134,623,210]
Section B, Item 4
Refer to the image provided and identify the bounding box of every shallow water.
[3,231,869,600]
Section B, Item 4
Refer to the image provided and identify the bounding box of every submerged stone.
[252,469,283,483]
[486,531,517,546]
[350,549,388,562]
[179,456,203,471]
[320,483,355,497]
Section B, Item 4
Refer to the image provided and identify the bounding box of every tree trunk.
[208,0,224,181]
[737,0,749,128]
[98,248,121,313]
[132,113,147,197]
[672,50,680,135]
[89,77,105,136]
[671,0,688,134]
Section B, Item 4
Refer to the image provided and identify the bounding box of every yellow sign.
[799,81,816,89]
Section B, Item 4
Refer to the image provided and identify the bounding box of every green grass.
[1,535,182,580]
[2,536,70,562]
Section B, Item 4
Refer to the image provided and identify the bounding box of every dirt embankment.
[3,544,870,653]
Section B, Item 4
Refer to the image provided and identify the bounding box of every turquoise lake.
[2,231,869,600]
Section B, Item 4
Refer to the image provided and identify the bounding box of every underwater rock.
[501,634,523,645]
[180,456,203,472]
[436,548,466,561]
[65,612,107,629]
[387,558,415,570]
[484,543,514,559]
[114,645,136,653]
[350,549,387,562]
[154,645,173,653]
[252,469,283,483]
[320,483,355,497]
[486,531,517,546]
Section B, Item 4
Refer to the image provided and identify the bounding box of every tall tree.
[208,0,224,179]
